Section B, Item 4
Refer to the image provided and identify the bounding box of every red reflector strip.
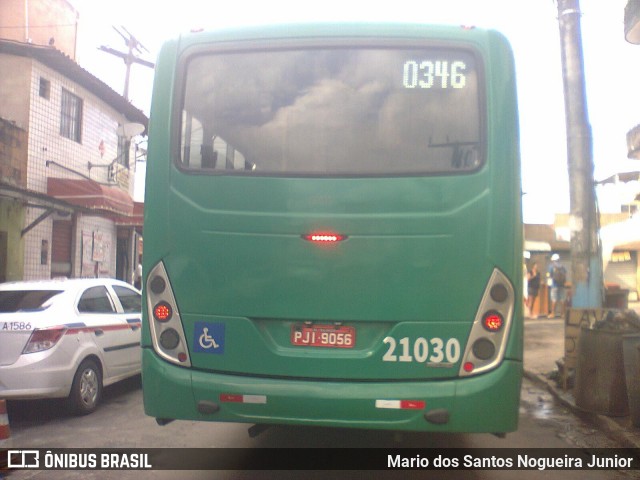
[302,234,347,243]
[375,399,426,410]
[220,394,242,403]
[220,394,267,404]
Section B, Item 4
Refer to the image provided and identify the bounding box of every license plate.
[291,324,355,348]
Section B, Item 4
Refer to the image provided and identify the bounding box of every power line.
[98,26,154,101]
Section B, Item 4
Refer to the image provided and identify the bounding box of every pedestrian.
[547,254,567,318]
[526,262,540,316]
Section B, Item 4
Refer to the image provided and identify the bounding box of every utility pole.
[99,26,154,101]
[556,0,603,308]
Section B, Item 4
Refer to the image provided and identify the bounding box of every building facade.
[0,35,147,283]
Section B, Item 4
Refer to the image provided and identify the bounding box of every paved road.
[4,376,638,479]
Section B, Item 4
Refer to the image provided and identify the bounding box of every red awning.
[47,178,134,217]
[113,201,144,227]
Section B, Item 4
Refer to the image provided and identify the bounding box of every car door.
[77,285,132,379]
[109,284,142,373]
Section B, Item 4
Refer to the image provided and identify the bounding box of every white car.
[0,278,141,415]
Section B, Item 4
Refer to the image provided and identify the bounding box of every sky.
[70,0,640,222]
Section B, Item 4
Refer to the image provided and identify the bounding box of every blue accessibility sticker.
[193,322,225,354]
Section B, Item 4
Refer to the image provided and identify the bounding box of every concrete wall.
[27,61,129,193]
[0,55,31,129]
[19,58,136,280]
[0,199,25,281]
[0,0,78,59]
[74,216,117,278]
[20,57,134,280]
[0,119,28,188]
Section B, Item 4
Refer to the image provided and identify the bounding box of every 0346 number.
[382,336,461,364]
[402,60,467,89]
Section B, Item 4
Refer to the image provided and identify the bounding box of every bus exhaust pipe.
[156,418,175,426]
[248,424,270,438]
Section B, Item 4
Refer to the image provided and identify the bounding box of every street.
[4,376,638,480]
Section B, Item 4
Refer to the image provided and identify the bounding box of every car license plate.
[291,324,355,348]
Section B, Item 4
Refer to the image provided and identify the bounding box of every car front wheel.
[69,358,103,415]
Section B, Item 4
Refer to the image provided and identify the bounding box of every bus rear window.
[179,46,482,175]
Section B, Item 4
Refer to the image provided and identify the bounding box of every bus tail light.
[302,233,347,243]
[459,269,515,377]
[482,311,503,332]
[153,302,173,322]
[146,262,191,367]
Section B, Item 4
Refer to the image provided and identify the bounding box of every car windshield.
[0,290,63,313]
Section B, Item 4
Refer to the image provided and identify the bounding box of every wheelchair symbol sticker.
[193,322,225,354]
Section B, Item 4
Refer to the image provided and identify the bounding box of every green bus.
[142,23,522,435]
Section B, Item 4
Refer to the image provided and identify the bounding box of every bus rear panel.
[142,24,522,434]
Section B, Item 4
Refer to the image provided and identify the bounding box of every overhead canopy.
[597,171,640,185]
[113,201,144,228]
[601,215,640,269]
[47,178,133,217]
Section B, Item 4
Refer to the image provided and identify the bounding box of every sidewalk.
[523,304,640,449]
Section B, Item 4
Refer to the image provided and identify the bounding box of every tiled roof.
[0,39,148,131]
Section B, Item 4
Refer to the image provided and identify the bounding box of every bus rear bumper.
[142,348,522,433]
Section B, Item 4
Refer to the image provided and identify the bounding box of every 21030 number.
[382,336,461,364]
